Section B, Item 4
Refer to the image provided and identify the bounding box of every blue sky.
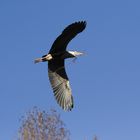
[0,0,140,140]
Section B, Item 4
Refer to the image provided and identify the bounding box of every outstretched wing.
[48,60,73,111]
[49,21,86,54]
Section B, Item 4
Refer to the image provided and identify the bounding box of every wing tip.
[63,103,74,111]
[62,20,87,35]
[63,95,74,111]
[77,20,87,27]
[58,96,74,111]
[75,20,87,31]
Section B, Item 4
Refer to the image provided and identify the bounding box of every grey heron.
[35,21,86,111]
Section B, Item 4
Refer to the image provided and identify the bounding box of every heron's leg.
[72,57,77,63]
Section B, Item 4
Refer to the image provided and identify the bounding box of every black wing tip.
[63,104,74,111]
[77,20,87,24]
[60,99,74,111]
[75,20,87,31]
[69,103,74,111]
[76,20,87,27]
[56,100,73,111]
[64,96,74,111]
[59,96,74,111]
[62,20,87,34]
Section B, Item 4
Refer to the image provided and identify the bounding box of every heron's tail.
[34,58,43,63]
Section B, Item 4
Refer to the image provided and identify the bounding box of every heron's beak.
[75,51,84,56]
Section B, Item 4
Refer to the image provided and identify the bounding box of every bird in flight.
[35,21,86,111]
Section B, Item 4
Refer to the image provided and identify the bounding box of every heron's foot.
[72,57,77,63]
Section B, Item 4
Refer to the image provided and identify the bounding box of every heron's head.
[68,51,84,57]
